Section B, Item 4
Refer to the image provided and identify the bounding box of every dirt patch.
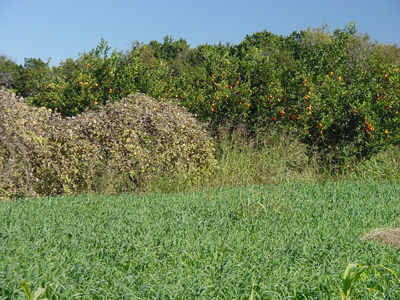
[363,227,400,248]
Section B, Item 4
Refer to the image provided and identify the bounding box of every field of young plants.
[1,182,400,299]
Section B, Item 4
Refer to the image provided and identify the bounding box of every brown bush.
[0,88,217,199]
[363,227,400,248]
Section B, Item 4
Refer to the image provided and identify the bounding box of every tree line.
[1,22,399,167]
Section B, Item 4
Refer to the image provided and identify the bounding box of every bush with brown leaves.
[0,88,217,199]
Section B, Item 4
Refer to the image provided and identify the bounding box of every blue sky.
[1,0,399,67]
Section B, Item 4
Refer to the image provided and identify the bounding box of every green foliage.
[277,64,400,167]
[161,23,399,168]
[173,43,254,126]
[26,39,140,116]
[338,262,400,299]
[147,35,194,76]
[14,58,52,98]
[268,22,400,167]
[0,54,21,90]
[127,41,174,98]
[20,279,51,300]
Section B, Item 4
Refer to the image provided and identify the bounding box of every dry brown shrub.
[0,88,217,199]
[363,227,400,248]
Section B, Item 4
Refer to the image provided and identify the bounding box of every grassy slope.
[1,182,400,299]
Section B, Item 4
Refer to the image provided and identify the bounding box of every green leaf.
[342,263,358,294]
[249,281,255,300]
[20,279,32,300]
[337,285,348,300]
[378,264,400,284]
[33,287,47,300]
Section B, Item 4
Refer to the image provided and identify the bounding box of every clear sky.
[1,0,399,67]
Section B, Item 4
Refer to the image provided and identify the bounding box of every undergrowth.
[142,124,400,195]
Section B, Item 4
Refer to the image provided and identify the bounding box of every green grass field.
[1,182,400,299]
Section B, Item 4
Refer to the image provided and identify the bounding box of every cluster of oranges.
[364,121,375,133]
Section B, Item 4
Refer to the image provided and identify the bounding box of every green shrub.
[173,44,282,131]
[0,54,21,90]
[13,58,53,98]
[0,88,217,199]
[272,23,400,168]
[23,39,175,118]
[26,39,140,117]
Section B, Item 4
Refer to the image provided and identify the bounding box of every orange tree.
[274,23,400,167]
[0,55,21,90]
[165,43,253,128]
[14,58,53,98]
[26,38,179,117]
[242,47,288,132]
[163,43,284,132]
[28,39,140,116]
[126,41,173,99]
[145,25,399,170]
